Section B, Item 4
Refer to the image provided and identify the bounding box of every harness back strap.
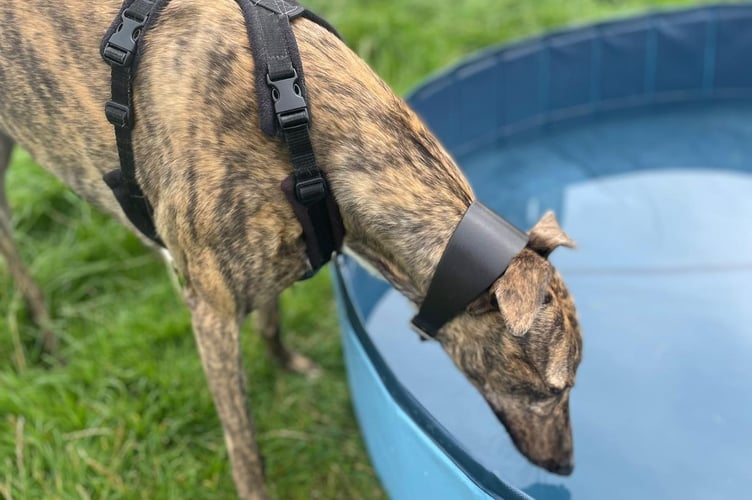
[101,0,169,245]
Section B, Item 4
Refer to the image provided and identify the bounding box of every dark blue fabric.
[408,5,752,157]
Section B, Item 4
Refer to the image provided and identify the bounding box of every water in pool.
[365,167,752,500]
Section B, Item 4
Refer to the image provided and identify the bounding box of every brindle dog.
[0,0,583,498]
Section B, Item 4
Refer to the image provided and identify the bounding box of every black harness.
[100,0,528,337]
[101,0,343,274]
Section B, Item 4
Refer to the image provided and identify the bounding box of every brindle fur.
[0,0,583,497]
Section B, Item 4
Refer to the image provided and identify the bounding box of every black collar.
[412,202,528,338]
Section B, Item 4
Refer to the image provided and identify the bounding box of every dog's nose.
[548,460,574,476]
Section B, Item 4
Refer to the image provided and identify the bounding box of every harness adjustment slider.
[267,70,309,130]
[105,101,132,128]
[279,109,310,130]
[103,8,149,66]
[295,176,328,206]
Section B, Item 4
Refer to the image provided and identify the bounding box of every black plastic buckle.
[105,101,132,128]
[103,8,148,66]
[267,70,309,130]
[295,175,328,206]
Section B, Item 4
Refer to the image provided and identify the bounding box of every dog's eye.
[543,292,553,305]
[490,295,499,309]
[549,386,564,396]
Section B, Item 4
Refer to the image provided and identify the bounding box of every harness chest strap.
[101,0,344,276]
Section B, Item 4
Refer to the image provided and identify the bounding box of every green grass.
[0,0,727,498]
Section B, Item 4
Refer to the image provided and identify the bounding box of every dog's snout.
[492,404,574,476]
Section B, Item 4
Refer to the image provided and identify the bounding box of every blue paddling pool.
[334,5,752,499]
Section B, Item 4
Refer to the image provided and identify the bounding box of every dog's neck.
[328,136,473,304]
[314,111,474,305]
[293,23,475,304]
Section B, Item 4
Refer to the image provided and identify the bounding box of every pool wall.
[409,4,752,161]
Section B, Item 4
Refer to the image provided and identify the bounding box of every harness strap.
[238,0,344,274]
[412,202,528,338]
[102,0,344,274]
[101,0,169,245]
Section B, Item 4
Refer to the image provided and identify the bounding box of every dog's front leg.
[185,288,267,500]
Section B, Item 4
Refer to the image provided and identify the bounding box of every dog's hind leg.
[185,287,267,500]
[254,297,321,377]
[0,132,58,358]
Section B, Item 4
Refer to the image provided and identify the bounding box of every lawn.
[0,0,726,498]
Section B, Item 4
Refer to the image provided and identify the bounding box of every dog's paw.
[284,351,322,379]
[39,328,65,367]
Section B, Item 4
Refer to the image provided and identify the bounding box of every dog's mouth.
[491,402,575,476]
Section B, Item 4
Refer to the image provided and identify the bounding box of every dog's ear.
[467,212,570,326]
[527,211,575,258]
[466,290,498,316]
[493,250,553,337]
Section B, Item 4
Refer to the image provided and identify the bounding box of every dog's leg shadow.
[0,132,60,363]
[254,297,322,379]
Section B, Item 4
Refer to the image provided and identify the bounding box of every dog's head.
[438,211,582,475]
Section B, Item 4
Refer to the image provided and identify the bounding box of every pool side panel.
[333,267,532,500]
[339,315,492,499]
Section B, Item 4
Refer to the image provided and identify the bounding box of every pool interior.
[347,101,752,499]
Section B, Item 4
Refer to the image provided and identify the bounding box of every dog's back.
[0,1,127,213]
